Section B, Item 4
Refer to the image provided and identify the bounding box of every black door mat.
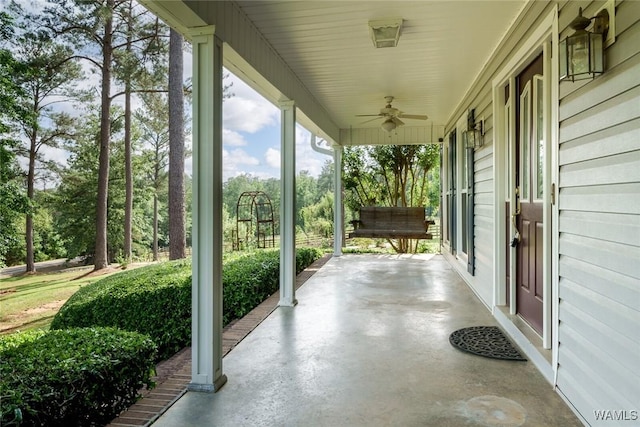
[449,326,527,361]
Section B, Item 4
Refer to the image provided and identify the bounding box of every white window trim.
[456,114,468,266]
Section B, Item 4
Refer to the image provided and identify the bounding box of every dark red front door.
[515,54,544,334]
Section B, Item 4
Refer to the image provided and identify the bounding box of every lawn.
[0,265,144,334]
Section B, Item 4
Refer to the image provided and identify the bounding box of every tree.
[43,0,120,270]
[45,0,167,270]
[136,92,169,261]
[296,170,319,228]
[0,11,29,267]
[52,113,102,261]
[168,28,185,260]
[9,9,81,271]
[342,144,440,253]
[112,0,166,263]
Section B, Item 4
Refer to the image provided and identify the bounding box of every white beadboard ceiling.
[233,1,526,132]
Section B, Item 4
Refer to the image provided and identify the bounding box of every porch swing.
[233,191,275,250]
[348,206,434,239]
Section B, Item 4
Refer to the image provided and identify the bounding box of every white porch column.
[279,100,297,307]
[333,146,343,257]
[188,26,226,392]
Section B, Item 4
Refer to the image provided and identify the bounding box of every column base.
[187,374,227,393]
[278,298,298,307]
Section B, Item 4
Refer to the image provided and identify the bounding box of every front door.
[515,54,544,334]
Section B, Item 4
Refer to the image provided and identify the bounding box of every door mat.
[449,326,527,361]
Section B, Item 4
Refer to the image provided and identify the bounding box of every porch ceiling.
[143,1,527,143]
[233,1,525,133]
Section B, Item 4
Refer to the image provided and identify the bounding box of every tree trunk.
[153,194,158,261]
[124,80,132,262]
[168,28,185,260]
[26,133,36,273]
[94,2,114,271]
[123,0,133,263]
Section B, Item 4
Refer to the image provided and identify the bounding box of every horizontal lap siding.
[472,130,494,305]
[556,1,640,425]
[443,0,551,307]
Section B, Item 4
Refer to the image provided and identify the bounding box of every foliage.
[50,259,192,360]
[223,247,322,323]
[0,13,29,268]
[342,144,440,253]
[51,248,323,360]
[0,327,156,427]
[300,191,334,237]
[0,140,28,267]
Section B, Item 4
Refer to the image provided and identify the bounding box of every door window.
[519,81,531,201]
[533,75,544,201]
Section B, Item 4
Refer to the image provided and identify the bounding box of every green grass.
[0,266,139,334]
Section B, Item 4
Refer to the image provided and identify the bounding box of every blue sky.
[210,70,331,181]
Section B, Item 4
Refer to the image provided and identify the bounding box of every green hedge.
[50,259,192,360]
[0,328,156,427]
[51,248,323,360]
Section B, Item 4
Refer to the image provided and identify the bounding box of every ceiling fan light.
[381,119,396,132]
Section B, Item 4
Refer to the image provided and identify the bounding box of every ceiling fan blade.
[397,113,428,120]
[359,117,383,125]
[355,114,382,117]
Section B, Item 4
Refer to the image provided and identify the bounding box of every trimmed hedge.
[50,259,192,360]
[51,248,323,360]
[0,328,156,427]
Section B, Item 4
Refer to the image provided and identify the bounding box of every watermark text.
[594,410,638,422]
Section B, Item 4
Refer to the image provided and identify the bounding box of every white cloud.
[223,129,248,147]
[223,148,260,180]
[264,147,280,169]
[223,96,278,133]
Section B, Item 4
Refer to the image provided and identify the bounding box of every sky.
[204,69,331,181]
[16,0,332,184]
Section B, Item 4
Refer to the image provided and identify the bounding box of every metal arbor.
[234,191,275,250]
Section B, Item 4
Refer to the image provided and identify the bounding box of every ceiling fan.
[356,96,428,132]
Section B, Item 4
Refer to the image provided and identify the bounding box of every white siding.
[442,0,553,307]
[555,1,640,425]
[472,119,495,306]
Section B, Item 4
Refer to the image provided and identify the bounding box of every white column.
[333,146,343,257]
[188,26,226,392]
[279,100,297,307]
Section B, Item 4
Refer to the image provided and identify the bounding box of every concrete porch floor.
[153,254,581,427]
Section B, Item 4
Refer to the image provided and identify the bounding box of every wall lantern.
[463,108,484,149]
[368,18,403,48]
[559,7,609,82]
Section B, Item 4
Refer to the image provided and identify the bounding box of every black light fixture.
[463,108,484,149]
[559,7,609,82]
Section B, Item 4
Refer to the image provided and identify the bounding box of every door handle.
[511,187,521,247]
[513,186,521,217]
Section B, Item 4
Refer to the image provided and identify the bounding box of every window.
[519,81,531,201]
[533,75,544,200]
